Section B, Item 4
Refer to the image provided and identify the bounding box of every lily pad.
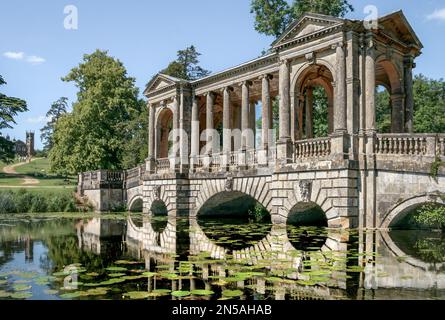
[108,273,126,278]
[60,292,82,299]
[191,289,214,296]
[0,290,11,298]
[172,291,191,298]
[222,290,243,298]
[141,272,158,277]
[13,284,32,292]
[44,289,59,295]
[124,291,150,300]
[114,260,142,265]
[11,292,32,299]
[106,266,127,272]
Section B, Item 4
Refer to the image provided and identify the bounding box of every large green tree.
[162,45,210,80]
[40,97,68,152]
[375,74,445,134]
[49,50,146,175]
[0,75,28,163]
[251,0,354,38]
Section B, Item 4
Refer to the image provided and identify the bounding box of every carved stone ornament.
[153,186,161,201]
[225,176,234,192]
[296,180,312,203]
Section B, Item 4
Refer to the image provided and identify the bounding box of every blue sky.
[1,0,445,149]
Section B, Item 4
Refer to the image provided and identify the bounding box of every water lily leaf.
[108,273,126,278]
[17,272,37,278]
[11,292,32,299]
[222,290,243,298]
[172,291,190,298]
[114,260,142,265]
[0,290,11,298]
[52,271,69,277]
[60,292,81,299]
[13,284,32,292]
[44,289,59,295]
[124,291,150,300]
[105,266,127,272]
[86,272,99,277]
[141,272,157,277]
[191,289,214,296]
[122,275,146,281]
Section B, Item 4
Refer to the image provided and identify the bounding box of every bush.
[0,191,17,213]
[414,204,445,231]
[0,190,80,214]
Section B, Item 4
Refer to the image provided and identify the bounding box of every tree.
[40,97,68,152]
[0,75,28,163]
[162,45,210,80]
[49,50,145,175]
[414,203,445,231]
[251,0,354,38]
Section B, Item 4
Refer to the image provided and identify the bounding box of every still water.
[0,214,444,300]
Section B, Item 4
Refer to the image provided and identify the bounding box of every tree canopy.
[49,50,146,175]
[0,75,28,163]
[250,0,354,38]
[162,45,210,80]
[40,97,68,152]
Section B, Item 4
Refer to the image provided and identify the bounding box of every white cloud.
[2,51,45,65]
[427,8,445,21]
[26,55,45,64]
[3,51,25,60]
[26,115,49,124]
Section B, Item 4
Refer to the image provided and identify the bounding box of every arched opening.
[156,107,173,159]
[293,64,334,140]
[128,197,143,212]
[197,191,272,250]
[375,59,404,133]
[389,202,445,230]
[287,202,328,251]
[150,200,168,233]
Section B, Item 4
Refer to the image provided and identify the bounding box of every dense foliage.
[414,203,445,231]
[0,189,79,214]
[161,45,210,81]
[0,75,28,163]
[251,0,354,38]
[40,97,68,152]
[49,50,147,175]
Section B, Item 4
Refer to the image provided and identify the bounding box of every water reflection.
[0,215,444,300]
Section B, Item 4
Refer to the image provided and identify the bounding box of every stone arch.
[291,60,335,138]
[279,180,341,228]
[380,193,445,229]
[128,195,143,212]
[375,56,403,94]
[192,176,273,217]
[144,184,176,217]
[155,106,174,159]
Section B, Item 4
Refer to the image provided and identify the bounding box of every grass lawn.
[0,158,77,188]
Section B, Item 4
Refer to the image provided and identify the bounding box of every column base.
[276,138,293,164]
[330,131,350,158]
[146,157,156,174]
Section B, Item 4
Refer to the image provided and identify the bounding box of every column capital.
[279,58,290,66]
[330,41,345,50]
[403,55,415,68]
[259,74,273,81]
[204,91,215,98]
[220,86,234,93]
[239,80,253,87]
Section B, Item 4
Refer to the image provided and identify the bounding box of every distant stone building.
[26,131,35,157]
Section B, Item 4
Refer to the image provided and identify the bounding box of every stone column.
[298,95,304,140]
[261,75,272,149]
[241,81,251,150]
[222,86,233,168]
[249,101,256,150]
[147,103,156,173]
[305,86,313,138]
[365,36,376,134]
[179,86,192,173]
[190,95,200,169]
[171,96,180,171]
[278,59,291,140]
[334,42,347,133]
[391,93,405,133]
[206,92,215,155]
[404,56,414,133]
[277,59,292,162]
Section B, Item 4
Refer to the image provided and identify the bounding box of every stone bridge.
[77,11,445,229]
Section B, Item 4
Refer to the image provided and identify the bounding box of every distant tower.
[26,131,35,158]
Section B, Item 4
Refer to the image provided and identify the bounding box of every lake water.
[0,214,444,300]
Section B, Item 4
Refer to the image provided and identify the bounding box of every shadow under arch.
[128,196,143,212]
[380,193,445,229]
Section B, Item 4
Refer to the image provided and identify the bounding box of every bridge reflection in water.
[74,216,445,300]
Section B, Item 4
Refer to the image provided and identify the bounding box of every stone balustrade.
[375,134,439,156]
[438,134,445,157]
[156,158,171,173]
[294,137,331,160]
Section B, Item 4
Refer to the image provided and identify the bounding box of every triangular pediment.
[272,13,343,49]
[378,11,423,50]
[144,73,184,96]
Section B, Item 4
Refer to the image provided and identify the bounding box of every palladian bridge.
[78,11,445,229]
